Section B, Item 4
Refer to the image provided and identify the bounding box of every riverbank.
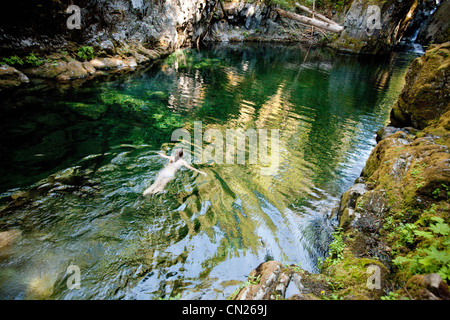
[233,41,450,300]
[2,0,441,91]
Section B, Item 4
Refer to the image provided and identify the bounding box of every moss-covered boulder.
[396,273,450,300]
[22,59,93,81]
[390,41,450,129]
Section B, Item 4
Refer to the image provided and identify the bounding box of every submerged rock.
[0,229,21,251]
[25,274,56,300]
[66,102,108,120]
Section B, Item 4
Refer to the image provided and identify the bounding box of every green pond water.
[0,44,417,299]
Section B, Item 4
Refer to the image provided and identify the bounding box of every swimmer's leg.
[143,183,157,196]
[143,177,172,195]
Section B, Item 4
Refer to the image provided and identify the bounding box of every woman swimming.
[143,148,207,195]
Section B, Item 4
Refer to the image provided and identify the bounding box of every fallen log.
[295,3,340,27]
[276,8,344,33]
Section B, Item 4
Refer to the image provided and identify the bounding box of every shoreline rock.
[0,65,29,92]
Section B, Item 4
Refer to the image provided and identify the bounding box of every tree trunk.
[276,8,343,33]
[295,3,341,27]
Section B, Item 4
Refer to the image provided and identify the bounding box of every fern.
[413,230,433,239]
[77,46,95,61]
[393,216,450,280]
[1,55,24,66]
[430,222,450,236]
[25,53,43,67]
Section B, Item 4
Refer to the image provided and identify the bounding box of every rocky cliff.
[330,0,419,55]
[0,0,208,53]
[0,0,215,88]
[2,0,448,89]
[416,0,450,47]
[330,0,450,55]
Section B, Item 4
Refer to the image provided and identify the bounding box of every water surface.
[0,44,416,299]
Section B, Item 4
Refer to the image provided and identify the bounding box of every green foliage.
[1,53,44,67]
[331,0,345,11]
[380,292,400,300]
[411,162,427,178]
[433,184,450,199]
[321,292,342,300]
[152,111,184,129]
[25,53,44,67]
[324,229,345,265]
[77,46,95,61]
[394,222,417,247]
[429,217,450,235]
[248,274,261,285]
[285,262,302,272]
[392,214,450,281]
[411,162,427,189]
[266,0,320,9]
[1,55,24,66]
[291,262,302,272]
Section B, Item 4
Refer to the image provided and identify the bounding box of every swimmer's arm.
[183,163,207,176]
[157,152,173,160]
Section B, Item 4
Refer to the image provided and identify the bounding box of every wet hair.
[174,148,184,161]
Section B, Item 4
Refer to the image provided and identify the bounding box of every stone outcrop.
[330,0,419,55]
[416,0,450,47]
[390,41,450,129]
[230,261,332,300]
[232,261,286,300]
[398,273,450,300]
[204,1,315,43]
[0,229,22,260]
[0,0,207,53]
[0,0,211,84]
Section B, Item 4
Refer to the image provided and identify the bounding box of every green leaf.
[392,256,410,266]
[438,266,449,281]
[413,230,433,239]
[430,216,444,224]
[430,223,450,236]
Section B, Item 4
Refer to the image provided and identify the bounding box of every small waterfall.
[399,0,440,55]
[408,27,425,55]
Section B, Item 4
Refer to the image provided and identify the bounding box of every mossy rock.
[390,41,450,129]
[66,102,108,120]
[397,273,450,300]
[323,248,390,300]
